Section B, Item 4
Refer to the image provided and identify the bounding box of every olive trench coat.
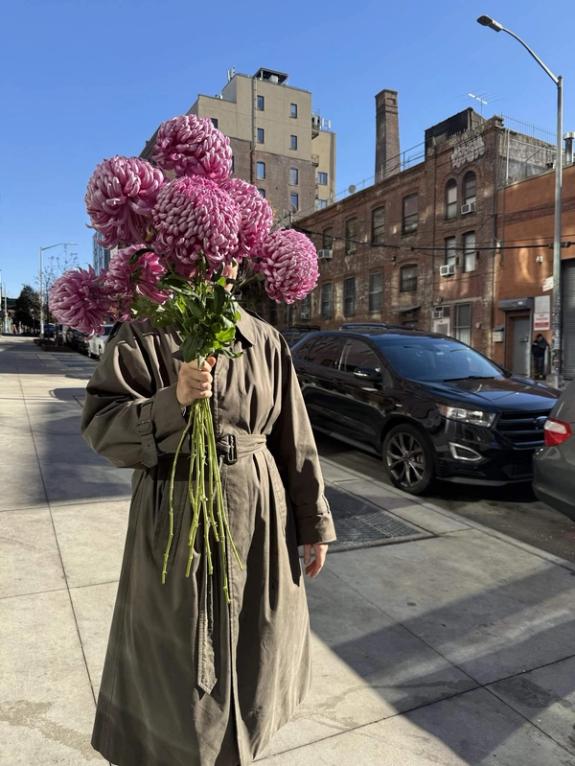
[80,303,337,766]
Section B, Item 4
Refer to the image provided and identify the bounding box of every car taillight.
[544,418,573,447]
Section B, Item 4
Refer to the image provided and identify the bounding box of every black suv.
[291,327,559,494]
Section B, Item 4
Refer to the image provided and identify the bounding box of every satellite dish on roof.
[348,184,357,194]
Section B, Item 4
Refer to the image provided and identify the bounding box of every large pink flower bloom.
[85,156,165,248]
[49,266,111,334]
[254,229,319,303]
[105,245,170,318]
[221,178,273,260]
[152,115,233,182]
[151,176,240,277]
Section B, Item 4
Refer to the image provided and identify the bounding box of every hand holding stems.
[176,356,217,406]
[303,543,328,577]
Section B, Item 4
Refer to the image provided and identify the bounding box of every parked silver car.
[533,380,575,521]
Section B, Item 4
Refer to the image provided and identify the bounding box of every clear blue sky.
[1,0,573,297]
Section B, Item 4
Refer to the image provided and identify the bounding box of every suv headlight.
[438,404,496,428]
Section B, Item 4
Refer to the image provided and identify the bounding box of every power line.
[293,225,575,255]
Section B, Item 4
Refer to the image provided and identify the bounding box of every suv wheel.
[383,424,434,495]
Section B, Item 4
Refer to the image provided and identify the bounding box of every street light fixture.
[477,15,564,386]
[39,242,77,336]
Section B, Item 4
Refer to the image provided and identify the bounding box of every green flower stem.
[185,402,202,577]
[162,406,195,584]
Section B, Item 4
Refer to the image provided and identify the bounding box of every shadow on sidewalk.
[307,555,575,762]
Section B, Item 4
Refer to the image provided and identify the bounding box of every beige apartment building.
[143,67,335,223]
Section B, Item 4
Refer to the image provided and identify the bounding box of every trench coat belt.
[196,432,268,694]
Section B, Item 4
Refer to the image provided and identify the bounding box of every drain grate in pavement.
[325,484,434,552]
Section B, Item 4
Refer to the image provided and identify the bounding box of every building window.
[257,95,265,111]
[345,217,358,256]
[463,171,477,205]
[315,199,328,210]
[454,303,472,346]
[257,127,265,144]
[369,273,383,312]
[445,179,458,219]
[445,236,457,266]
[210,117,219,128]
[322,227,333,249]
[289,167,299,185]
[290,102,298,118]
[290,134,298,150]
[317,171,328,185]
[400,264,418,293]
[463,231,477,272]
[257,188,266,198]
[402,193,418,234]
[343,277,356,317]
[300,294,311,320]
[321,283,333,319]
[371,206,385,245]
[290,192,299,211]
[256,161,266,180]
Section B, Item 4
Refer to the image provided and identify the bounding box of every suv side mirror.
[353,367,381,382]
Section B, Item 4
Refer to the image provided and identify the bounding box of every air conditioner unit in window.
[433,320,451,336]
[440,264,456,277]
[461,201,476,215]
[433,306,449,320]
[318,249,333,260]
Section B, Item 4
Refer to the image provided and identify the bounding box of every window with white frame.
[256,161,266,180]
[402,193,418,234]
[445,236,457,266]
[290,134,298,150]
[445,179,458,219]
[368,273,383,312]
[257,95,265,111]
[290,103,298,118]
[454,303,472,345]
[345,217,358,255]
[463,231,477,272]
[290,192,299,211]
[317,171,328,185]
[463,171,477,205]
[400,264,418,293]
[371,206,385,245]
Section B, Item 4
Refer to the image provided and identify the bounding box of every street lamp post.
[477,15,564,386]
[38,242,77,336]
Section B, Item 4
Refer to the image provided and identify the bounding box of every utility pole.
[477,16,564,386]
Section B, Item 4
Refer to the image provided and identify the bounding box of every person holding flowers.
[50,114,336,766]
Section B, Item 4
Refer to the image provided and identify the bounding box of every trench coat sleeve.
[268,331,337,546]
[80,321,187,470]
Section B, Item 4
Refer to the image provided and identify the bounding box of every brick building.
[494,160,575,377]
[287,90,556,361]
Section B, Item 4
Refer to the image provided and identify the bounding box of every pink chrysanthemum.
[254,229,319,304]
[85,156,165,248]
[221,178,273,260]
[49,266,111,334]
[151,176,240,277]
[152,115,233,182]
[105,245,170,318]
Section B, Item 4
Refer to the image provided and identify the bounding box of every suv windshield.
[374,336,503,382]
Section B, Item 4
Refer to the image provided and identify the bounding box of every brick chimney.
[375,89,400,182]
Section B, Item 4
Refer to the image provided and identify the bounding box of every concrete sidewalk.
[1,335,574,766]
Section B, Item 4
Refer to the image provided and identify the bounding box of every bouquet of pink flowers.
[49,115,319,601]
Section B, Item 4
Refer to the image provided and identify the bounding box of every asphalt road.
[315,432,575,564]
